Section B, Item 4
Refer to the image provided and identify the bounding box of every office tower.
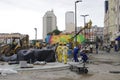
[65,11,75,33]
[43,10,57,41]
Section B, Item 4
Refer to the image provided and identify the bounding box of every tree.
[52,29,61,35]
[47,32,52,35]
[47,29,61,35]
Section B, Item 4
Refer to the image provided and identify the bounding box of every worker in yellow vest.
[56,43,63,62]
[35,41,40,49]
[62,43,68,64]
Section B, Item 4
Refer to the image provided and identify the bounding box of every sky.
[0,0,105,40]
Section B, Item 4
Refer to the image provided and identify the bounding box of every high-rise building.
[43,10,57,41]
[65,11,75,33]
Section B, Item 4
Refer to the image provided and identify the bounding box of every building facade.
[104,0,120,43]
[115,0,120,37]
[43,10,57,41]
[0,33,28,44]
[90,25,104,42]
[65,11,75,33]
[104,0,109,43]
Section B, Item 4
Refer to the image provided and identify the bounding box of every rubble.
[0,68,17,76]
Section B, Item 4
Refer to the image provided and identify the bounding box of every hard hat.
[63,42,66,45]
[59,42,62,45]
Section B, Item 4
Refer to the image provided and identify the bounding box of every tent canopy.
[115,36,120,41]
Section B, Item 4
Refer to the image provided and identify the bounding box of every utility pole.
[75,0,82,46]
[34,28,37,40]
[81,15,89,39]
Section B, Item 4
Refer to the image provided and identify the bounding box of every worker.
[80,51,88,63]
[56,42,63,62]
[35,41,40,49]
[62,43,68,64]
[80,50,88,67]
[73,46,79,62]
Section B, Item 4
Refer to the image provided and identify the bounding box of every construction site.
[0,32,120,80]
[1,0,120,79]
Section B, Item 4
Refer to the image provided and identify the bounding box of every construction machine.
[0,35,29,56]
[71,20,92,41]
[68,20,92,49]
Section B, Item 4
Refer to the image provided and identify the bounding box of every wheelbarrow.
[68,62,88,74]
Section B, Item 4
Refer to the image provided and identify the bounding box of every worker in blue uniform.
[80,50,88,67]
[73,46,79,62]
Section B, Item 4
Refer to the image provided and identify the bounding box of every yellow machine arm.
[71,20,92,40]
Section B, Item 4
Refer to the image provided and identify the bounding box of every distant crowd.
[32,41,120,64]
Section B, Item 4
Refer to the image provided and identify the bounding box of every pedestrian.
[106,44,111,53]
[89,44,93,53]
[96,43,99,54]
[73,46,79,62]
[114,43,118,52]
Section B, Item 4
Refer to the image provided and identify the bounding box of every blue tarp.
[45,35,51,43]
[115,36,120,41]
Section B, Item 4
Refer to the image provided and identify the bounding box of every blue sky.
[0,0,105,39]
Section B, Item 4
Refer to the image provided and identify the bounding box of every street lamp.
[81,15,89,40]
[34,28,37,40]
[75,0,82,46]
[80,15,89,27]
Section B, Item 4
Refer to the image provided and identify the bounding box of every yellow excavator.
[68,20,92,48]
[0,35,29,56]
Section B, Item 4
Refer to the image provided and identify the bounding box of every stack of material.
[19,61,33,68]
[17,49,56,63]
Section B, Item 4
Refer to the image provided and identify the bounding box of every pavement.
[0,50,120,72]
[0,50,120,80]
[0,62,70,71]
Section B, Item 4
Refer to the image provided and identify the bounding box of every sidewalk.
[0,62,70,71]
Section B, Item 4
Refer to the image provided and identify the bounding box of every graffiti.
[46,34,85,44]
